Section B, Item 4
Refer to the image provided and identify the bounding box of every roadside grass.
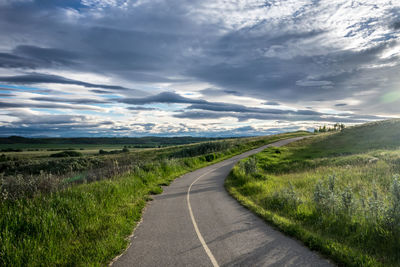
[226,119,400,266]
[0,131,309,266]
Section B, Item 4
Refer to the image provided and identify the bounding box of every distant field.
[0,144,144,158]
[226,119,400,266]
[0,136,223,157]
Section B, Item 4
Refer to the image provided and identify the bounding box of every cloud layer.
[0,0,399,136]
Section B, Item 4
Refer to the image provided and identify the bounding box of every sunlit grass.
[226,119,400,266]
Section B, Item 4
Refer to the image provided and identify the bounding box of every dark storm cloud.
[0,1,195,81]
[91,89,114,94]
[31,96,110,104]
[14,45,79,66]
[186,102,321,115]
[0,45,80,69]
[0,0,397,107]
[188,39,400,103]
[121,92,206,105]
[0,0,398,136]
[200,88,242,97]
[127,106,157,111]
[392,21,400,30]
[0,93,15,97]
[125,91,322,117]
[263,101,280,106]
[0,111,119,137]
[0,101,99,110]
[0,73,129,90]
[0,53,37,69]
[173,110,386,123]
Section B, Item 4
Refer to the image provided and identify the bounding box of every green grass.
[226,119,400,266]
[0,131,309,266]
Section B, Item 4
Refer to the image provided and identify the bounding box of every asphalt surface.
[112,137,333,267]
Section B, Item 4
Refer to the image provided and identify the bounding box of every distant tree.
[340,123,345,131]
[333,123,339,131]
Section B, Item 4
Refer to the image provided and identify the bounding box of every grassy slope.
[226,119,400,267]
[0,131,309,266]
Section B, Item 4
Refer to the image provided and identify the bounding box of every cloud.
[0,0,398,136]
[200,88,242,97]
[296,80,333,87]
[0,93,14,97]
[0,101,101,110]
[127,106,157,111]
[0,73,128,90]
[173,110,386,123]
[392,21,400,30]
[0,53,37,69]
[263,101,280,106]
[121,91,206,105]
[130,123,156,131]
[14,45,79,66]
[30,96,110,104]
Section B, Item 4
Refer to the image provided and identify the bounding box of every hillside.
[226,119,400,267]
[308,119,400,156]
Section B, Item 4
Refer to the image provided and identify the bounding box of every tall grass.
[0,131,309,266]
[226,120,400,266]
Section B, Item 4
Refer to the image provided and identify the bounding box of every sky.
[0,0,399,137]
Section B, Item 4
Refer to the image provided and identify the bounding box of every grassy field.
[226,119,400,266]
[0,136,224,158]
[0,131,309,266]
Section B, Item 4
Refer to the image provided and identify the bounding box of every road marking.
[187,168,220,267]
[184,138,305,267]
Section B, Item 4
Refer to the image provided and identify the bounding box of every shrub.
[243,157,258,175]
[171,141,231,158]
[50,151,82,158]
[204,153,215,162]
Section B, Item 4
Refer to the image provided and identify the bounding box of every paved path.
[112,137,333,267]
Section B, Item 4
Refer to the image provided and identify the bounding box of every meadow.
[0,131,309,266]
[226,119,400,266]
[0,136,221,158]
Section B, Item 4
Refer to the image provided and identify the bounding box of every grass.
[226,119,400,266]
[0,131,309,266]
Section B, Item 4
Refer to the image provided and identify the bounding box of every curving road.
[112,137,333,267]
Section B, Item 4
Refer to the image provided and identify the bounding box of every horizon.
[0,1,399,137]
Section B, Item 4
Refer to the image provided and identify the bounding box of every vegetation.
[99,146,129,155]
[0,136,221,148]
[226,119,400,266]
[0,131,309,266]
[314,123,345,133]
[50,151,83,158]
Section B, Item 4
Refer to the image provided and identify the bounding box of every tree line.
[314,123,345,133]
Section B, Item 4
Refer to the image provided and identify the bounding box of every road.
[112,137,333,267]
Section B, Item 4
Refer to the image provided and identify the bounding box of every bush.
[171,141,231,158]
[0,148,23,152]
[243,157,258,175]
[204,153,215,162]
[50,151,83,158]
